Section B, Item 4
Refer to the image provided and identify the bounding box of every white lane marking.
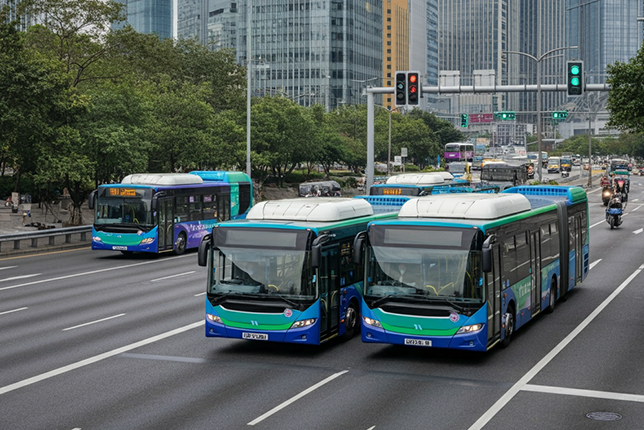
[0,274,41,283]
[194,292,206,297]
[634,228,643,235]
[632,204,642,211]
[0,255,191,292]
[522,384,644,403]
[63,314,126,331]
[468,264,644,430]
[0,266,17,270]
[589,219,604,229]
[0,307,28,316]
[151,271,195,282]
[247,370,349,426]
[0,321,203,396]
[589,259,601,270]
[366,427,376,430]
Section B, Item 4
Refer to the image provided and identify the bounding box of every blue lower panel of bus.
[361,303,489,352]
[205,299,323,345]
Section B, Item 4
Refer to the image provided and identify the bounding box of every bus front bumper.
[361,322,488,352]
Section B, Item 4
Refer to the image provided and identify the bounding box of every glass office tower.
[114,0,173,39]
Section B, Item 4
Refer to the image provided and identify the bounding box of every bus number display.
[383,188,402,195]
[108,188,137,197]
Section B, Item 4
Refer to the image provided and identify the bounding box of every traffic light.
[460,113,468,127]
[395,72,407,106]
[552,111,568,120]
[407,72,419,105]
[494,111,516,120]
[567,61,583,96]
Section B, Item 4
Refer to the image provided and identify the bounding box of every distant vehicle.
[610,158,630,173]
[547,157,561,173]
[89,171,252,255]
[444,142,474,163]
[560,157,572,172]
[299,181,342,197]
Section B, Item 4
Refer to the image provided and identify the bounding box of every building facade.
[114,0,173,39]
[382,0,409,110]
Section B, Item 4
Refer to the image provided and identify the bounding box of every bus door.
[157,197,174,252]
[529,231,541,317]
[318,245,340,340]
[572,214,583,285]
[486,245,503,346]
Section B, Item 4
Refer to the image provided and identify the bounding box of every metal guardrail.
[0,225,92,253]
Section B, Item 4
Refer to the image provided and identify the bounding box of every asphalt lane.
[2,180,644,429]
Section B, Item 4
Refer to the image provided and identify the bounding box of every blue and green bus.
[197,197,405,345]
[355,186,589,351]
[89,171,252,255]
[370,172,498,197]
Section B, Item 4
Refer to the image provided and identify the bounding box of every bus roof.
[502,185,587,205]
[189,171,251,183]
[398,193,531,220]
[121,173,203,186]
[386,172,450,185]
[246,198,374,222]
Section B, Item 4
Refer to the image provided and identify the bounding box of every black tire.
[501,305,515,348]
[610,217,615,229]
[340,302,359,341]
[545,280,556,314]
[174,233,187,255]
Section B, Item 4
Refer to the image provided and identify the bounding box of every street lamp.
[374,105,399,176]
[504,43,577,181]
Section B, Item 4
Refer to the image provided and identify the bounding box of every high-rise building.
[507,0,567,121]
[425,0,439,106]
[114,0,173,40]
[438,0,512,115]
[383,0,409,110]
[177,0,383,110]
[567,0,643,85]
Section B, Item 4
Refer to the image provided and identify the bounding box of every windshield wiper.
[370,294,418,308]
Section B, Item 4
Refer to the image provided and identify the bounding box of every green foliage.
[607,46,644,133]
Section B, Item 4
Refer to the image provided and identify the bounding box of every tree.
[607,46,644,133]
[407,109,466,146]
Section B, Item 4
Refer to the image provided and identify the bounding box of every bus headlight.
[457,324,484,334]
[92,236,102,243]
[206,313,222,323]
[140,238,154,245]
[362,316,382,328]
[291,318,317,329]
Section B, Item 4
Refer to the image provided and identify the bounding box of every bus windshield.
[365,225,484,303]
[212,247,315,300]
[95,189,154,226]
[366,246,483,302]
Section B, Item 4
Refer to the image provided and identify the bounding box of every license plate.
[242,332,268,341]
[112,246,128,251]
[404,338,432,347]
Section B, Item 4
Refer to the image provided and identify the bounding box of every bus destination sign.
[108,188,137,197]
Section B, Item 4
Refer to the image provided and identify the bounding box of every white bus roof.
[398,193,531,220]
[121,173,204,186]
[385,172,451,185]
[246,198,374,222]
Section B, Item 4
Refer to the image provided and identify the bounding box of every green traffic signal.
[460,113,468,127]
[567,61,583,96]
[570,65,580,75]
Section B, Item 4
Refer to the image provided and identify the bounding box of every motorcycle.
[561,170,569,178]
[606,194,623,229]
[602,186,613,206]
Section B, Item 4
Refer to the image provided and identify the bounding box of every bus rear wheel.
[545,280,557,314]
[341,302,359,341]
[174,233,187,255]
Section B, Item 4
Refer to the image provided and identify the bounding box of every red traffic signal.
[407,72,419,105]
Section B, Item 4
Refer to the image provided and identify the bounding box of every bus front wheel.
[545,279,557,314]
[501,305,515,348]
[174,233,187,255]
[341,302,359,341]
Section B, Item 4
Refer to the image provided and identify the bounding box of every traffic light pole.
[363,83,609,193]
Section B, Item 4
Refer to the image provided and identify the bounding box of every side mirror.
[482,235,494,273]
[310,234,330,269]
[88,190,96,210]
[198,235,211,267]
[352,231,366,265]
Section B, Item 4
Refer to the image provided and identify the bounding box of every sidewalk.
[0,202,92,235]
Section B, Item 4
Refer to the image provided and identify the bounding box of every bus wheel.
[501,305,515,348]
[341,302,359,341]
[174,233,187,255]
[545,280,557,314]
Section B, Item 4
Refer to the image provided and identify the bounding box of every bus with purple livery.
[444,142,474,163]
[89,171,252,255]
